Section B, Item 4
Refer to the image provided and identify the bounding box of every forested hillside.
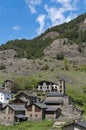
[0,13,86,115]
[0,13,86,59]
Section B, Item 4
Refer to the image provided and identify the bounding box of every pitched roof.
[34,103,48,109]
[76,121,86,128]
[12,98,27,103]
[15,91,37,98]
[4,79,13,83]
[15,114,27,119]
[38,80,58,85]
[47,92,64,97]
[9,104,25,111]
[26,103,48,109]
[45,107,60,112]
[44,100,63,105]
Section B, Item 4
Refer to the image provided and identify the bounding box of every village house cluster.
[0,79,84,126]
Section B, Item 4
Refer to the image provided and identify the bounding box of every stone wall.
[26,105,43,121]
[0,113,14,125]
[45,112,56,119]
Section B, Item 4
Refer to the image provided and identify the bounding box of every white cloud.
[24,0,80,36]
[24,0,41,13]
[66,13,77,22]
[36,14,46,35]
[44,0,78,26]
[45,5,65,25]
[51,0,78,10]
[12,26,20,31]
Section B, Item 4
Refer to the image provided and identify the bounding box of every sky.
[0,0,86,44]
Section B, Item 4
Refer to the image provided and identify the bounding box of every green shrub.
[41,64,49,70]
[0,64,6,70]
[56,52,64,60]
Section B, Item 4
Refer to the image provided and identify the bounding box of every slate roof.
[45,107,59,112]
[9,104,25,111]
[38,80,58,85]
[76,121,86,128]
[15,114,27,119]
[44,100,63,104]
[3,79,13,83]
[15,91,37,98]
[12,98,27,103]
[34,103,48,109]
[47,92,64,97]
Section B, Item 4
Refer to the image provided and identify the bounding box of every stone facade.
[26,104,45,121]
[15,91,40,106]
[11,98,27,106]
[45,108,61,120]
[63,121,86,130]
[0,105,15,125]
[43,93,69,108]
[2,79,13,92]
[43,92,75,116]
[0,104,27,125]
[0,82,84,126]
[25,103,61,121]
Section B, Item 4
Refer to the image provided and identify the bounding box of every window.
[30,114,32,117]
[60,85,62,89]
[6,98,9,100]
[4,117,6,119]
[60,90,62,93]
[47,86,49,89]
[35,114,37,117]
[40,87,42,89]
[8,117,10,119]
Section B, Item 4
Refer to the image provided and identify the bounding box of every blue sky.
[0,0,86,44]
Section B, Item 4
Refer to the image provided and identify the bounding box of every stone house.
[15,91,40,106]
[11,98,27,107]
[0,101,61,125]
[25,102,61,121]
[25,103,47,121]
[43,92,74,115]
[43,93,70,107]
[73,107,84,117]
[0,104,27,125]
[37,80,65,94]
[45,107,61,120]
[74,120,86,130]
[0,87,84,125]
[63,120,86,130]
[2,79,13,92]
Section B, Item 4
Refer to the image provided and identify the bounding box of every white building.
[37,80,65,94]
[0,90,12,104]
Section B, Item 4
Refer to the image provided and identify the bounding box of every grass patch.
[0,120,53,130]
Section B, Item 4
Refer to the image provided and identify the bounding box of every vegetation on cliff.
[0,13,86,59]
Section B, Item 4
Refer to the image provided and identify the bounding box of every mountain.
[0,13,86,114]
[0,13,86,61]
[0,13,86,81]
